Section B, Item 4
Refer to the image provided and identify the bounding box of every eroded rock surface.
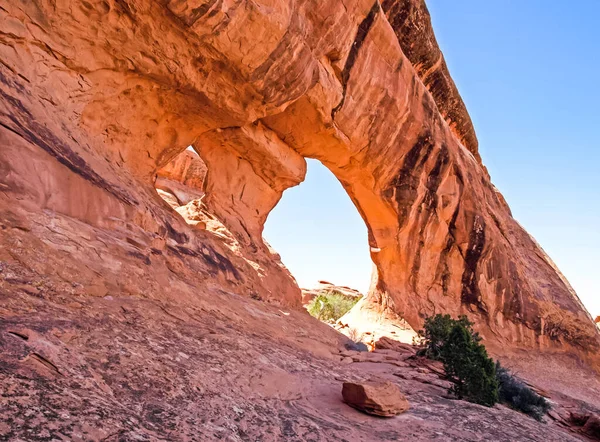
[382,0,479,160]
[0,0,599,437]
[1,284,594,441]
[583,415,600,440]
[155,148,207,206]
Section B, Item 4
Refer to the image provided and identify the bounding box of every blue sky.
[264,1,599,316]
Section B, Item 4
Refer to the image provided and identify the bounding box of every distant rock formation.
[301,281,363,305]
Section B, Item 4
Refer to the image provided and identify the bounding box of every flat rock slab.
[342,381,409,417]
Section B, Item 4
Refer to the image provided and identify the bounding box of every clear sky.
[264,1,600,316]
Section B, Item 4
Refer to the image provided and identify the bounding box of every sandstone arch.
[0,0,598,369]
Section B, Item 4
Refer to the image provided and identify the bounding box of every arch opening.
[153,146,239,245]
[153,140,416,344]
[155,146,206,210]
[264,159,417,346]
[264,159,372,297]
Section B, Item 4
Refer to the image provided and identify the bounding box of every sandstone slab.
[342,381,410,417]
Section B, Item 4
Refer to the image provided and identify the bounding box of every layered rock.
[155,148,207,206]
[195,122,306,246]
[0,0,598,381]
[157,148,207,191]
[381,0,479,161]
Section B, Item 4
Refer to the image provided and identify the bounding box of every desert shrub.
[420,314,498,407]
[417,314,478,360]
[306,291,359,323]
[347,327,362,342]
[496,362,550,420]
[441,323,499,406]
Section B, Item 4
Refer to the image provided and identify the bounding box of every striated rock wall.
[381,0,479,160]
[0,0,598,370]
[157,149,207,191]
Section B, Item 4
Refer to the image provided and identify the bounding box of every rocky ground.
[1,264,598,441]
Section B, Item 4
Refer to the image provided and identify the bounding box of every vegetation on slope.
[306,290,359,323]
[418,314,550,419]
[496,362,551,421]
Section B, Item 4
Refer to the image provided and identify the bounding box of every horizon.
[264,0,600,318]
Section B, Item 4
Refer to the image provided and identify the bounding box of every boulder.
[374,336,416,354]
[344,341,369,352]
[342,381,409,417]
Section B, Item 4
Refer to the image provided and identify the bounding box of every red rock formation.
[583,415,600,440]
[382,0,480,161]
[0,0,598,400]
[155,148,207,205]
[157,148,207,191]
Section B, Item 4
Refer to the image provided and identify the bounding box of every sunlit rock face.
[0,0,598,368]
[155,149,207,206]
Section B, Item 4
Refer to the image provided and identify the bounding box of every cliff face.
[0,0,598,373]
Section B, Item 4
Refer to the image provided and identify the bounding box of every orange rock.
[0,0,598,383]
[157,149,207,191]
[342,381,410,417]
[374,336,415,354]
